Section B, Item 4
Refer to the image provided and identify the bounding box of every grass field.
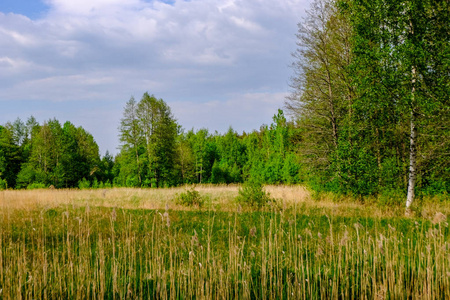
[0,185,449,299]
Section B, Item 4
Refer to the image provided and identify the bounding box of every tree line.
[114,94,300,188]
[0,117,113,189]
[0,98,301,190]
[0,0,448,208]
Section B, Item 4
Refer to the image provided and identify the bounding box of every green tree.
[286,0,353,191]
[16,119,100,188]
[97,151,115,185]
[174,130,196,184]
[59,121,100,187]
[346,0,450,207]
[241,110,301,185]
[0,124,22,188]
[186,129,217,184]
[119,96,143,186]
[27,120,58,185]
[117,93,179,187]
[214,127,246,183]
[137,93,178,187]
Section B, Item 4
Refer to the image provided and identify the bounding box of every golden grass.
[0,185,449,299]
[0,185,240,212]
[1,185,449,221]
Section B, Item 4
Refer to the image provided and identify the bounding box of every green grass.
[0,202,448,299]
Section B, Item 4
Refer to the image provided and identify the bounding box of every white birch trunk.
[405,111,417,210]
[406,64,417,212]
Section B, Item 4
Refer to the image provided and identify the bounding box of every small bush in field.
[175,186,205,207]
[236,180,273,208]
[0,178,7,190]
[26,182,47,190]
[78,178,91,189]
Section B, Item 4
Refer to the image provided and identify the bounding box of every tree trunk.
[406,65,417,212]
[406,111,417,211]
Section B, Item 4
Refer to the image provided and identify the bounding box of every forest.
[0,106,300,189]
[1,0,449,208]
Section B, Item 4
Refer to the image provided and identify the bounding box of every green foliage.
[378,189,406,207]
[175,186,206,207]
[236,179,273,208]
[420,179,449,196]
[7,118,102,189]
[285,0,449,205]
[78,178,91,189]
[2,103,306,191]
[345,0,450,205]
[118,93,179,187]
[0,124,23,188]
[0,178,6,190]
[16,163,36,189]
[92,178,100,189]
[26,182,47,190]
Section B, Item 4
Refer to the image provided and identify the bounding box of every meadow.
[0,186,449,299]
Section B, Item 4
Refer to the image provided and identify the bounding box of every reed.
[0,187,448,299]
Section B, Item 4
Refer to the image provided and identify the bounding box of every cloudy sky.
[0,0,309,155]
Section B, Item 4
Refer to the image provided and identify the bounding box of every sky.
[0,0,309,155]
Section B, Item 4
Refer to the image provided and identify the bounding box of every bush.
[78,178,91,189]
[236,179,273,208]
[92,178,99,189]
[0,178,7,190]
[175,186,205,208]
[26,182,47,190]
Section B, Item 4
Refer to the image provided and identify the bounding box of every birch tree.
[346,0,450,209]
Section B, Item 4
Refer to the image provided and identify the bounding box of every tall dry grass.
[0,186,448,299]
[2,185,448,218]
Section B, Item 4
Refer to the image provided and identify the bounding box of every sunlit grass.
[0,186,448,299]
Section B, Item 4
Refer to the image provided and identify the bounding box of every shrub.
[26,182,47,190]
[0,178,7,190]
[92,178,99,189]
[78,178,91,189]
[175,186,205,208]
[236,179,273,208]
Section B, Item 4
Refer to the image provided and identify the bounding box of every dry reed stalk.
[2,186,449,219]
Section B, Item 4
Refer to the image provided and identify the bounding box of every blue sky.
[0,0,309,155]
[0,0,48,19]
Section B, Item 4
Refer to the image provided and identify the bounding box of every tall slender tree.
[137,93,178,187]
[119,96,143,185]
[286,0,353,190]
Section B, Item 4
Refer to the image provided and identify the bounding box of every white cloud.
[0,56,31,70]
[44,0,143,16]
[0,0,309,153]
